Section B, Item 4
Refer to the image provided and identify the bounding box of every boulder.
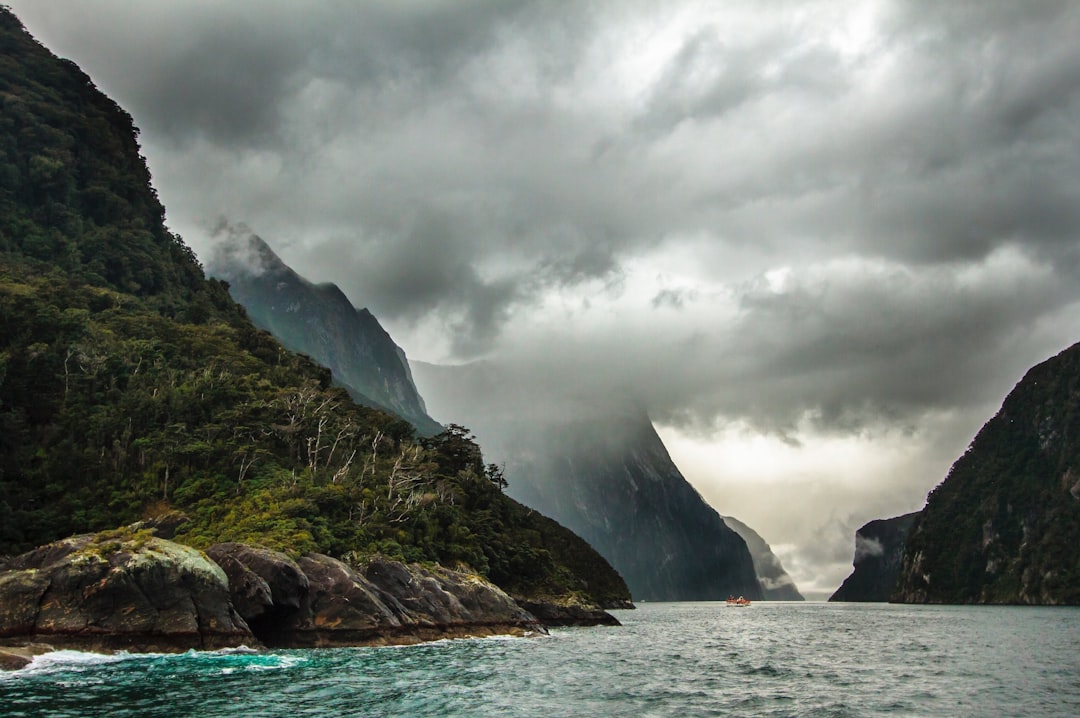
[278,554,402,646]
[0,643,54,671]
[0,530,254,654]
[132,511,191,541]
[206,543,308,633]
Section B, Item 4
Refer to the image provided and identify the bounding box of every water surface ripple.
[2,602,1077,717]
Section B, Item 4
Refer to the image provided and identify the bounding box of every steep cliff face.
[894,342,1080,604]
[206,231,442,436]
[412,362,763,602]
[722,516,803,600]
[829,512,917,602]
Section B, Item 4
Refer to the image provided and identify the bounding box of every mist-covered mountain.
[894,342,1080,604]
[721,516,804,600]
[829,512,918,602]
[202,235,779,602]
[412,361,766,602]
[205,230,442,436]
[0,6,630,618]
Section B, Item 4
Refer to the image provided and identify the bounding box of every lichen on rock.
[0,531,254,654]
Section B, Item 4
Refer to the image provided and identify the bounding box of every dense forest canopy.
[0,8,629,607]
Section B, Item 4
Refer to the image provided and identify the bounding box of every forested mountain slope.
[894,342,1080,604]
[206,230,442,436]
[0,8,629,610]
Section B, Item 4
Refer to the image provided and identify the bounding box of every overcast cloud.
[12,0,1080,596]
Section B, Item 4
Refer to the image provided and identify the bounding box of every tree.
[424,424,484,477]
[486,462,508,490]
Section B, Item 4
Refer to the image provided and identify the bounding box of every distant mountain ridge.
[202,222,797,604]
[200,235,777,600]
[722,516,804,601]
[412,361,769,602]
[893,341,1080,604]
[829,512,918,602]
[206,231,442,436]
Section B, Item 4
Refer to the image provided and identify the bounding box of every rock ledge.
[2,530,622,667]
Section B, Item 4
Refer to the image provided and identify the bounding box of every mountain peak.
[205,224,290,281]
[205,232,443,436]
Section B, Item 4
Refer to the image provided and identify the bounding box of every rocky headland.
[0,525,621,669]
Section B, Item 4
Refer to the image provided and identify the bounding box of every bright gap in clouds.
[655,412,979,599]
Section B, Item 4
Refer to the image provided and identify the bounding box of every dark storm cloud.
[129,20,305,146]
[321,207,524,358]
[506,250,1077,441]
[716,254,1075,433]
[11,1,554,144]
[11,0,1080,427]
[8,3,311,146]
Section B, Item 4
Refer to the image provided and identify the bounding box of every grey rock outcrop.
[2,531,617,665]
[208,546,543,647]
[205,543,309,635]
[0,644,55,671]
[0,531,254,654]
[514,599,621,627]
[1,533,612,667]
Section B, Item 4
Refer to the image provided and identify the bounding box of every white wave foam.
[190,649,307,673]
[6,645,293,678]
[209,645,261,655]
[16,649,136,675]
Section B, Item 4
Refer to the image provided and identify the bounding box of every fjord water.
[3,603,1077,717]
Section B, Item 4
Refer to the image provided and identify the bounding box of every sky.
[11,0,1080,598]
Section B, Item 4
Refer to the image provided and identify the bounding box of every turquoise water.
[2,602,1078,717]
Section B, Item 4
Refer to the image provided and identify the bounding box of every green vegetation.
[895,342,1080,604]
[76,526,156,560]
[0,9,629,608]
